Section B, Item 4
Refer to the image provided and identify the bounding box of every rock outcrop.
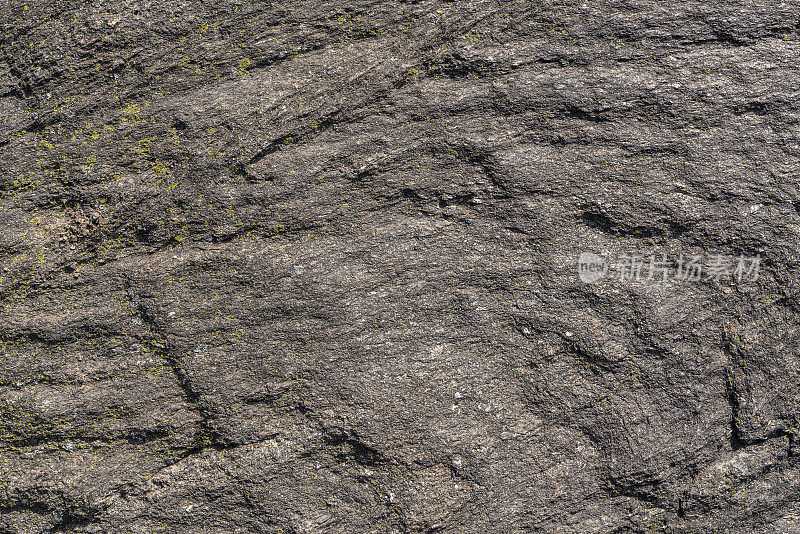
[1,1,799,532]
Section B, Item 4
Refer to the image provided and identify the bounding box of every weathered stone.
[1,0,799,532]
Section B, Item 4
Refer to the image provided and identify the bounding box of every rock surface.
[1,0,800,532]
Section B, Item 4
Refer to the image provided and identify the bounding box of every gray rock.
[0,0,799,532]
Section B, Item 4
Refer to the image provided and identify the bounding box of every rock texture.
[1,0,800,532]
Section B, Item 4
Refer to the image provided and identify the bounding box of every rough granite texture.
[1,0,799,532]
